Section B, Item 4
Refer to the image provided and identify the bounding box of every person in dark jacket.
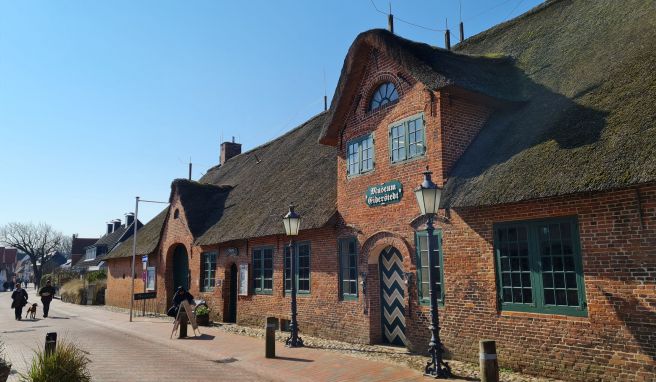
[38,279,56,318]
[167,286,194,317]
[11,283,28,320]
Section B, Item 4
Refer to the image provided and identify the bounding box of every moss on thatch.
[440,0,656,207]
[195,112,336,245]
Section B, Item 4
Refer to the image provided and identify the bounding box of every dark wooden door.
[228,264,238,323]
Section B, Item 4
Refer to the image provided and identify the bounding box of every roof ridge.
[455,0,564,51]
[203,111,327,175]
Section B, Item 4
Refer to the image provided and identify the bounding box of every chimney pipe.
[125,213,135,227]
[112,219,121,232]
[324,95,328,111]
[188,162,192,180]
[106,222,113,235]
[445,29,451,51]
[459,22,464,42]
[388,13,394,34]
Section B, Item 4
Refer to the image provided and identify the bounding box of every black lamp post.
[282,204,304,348]
[414,168,451,378]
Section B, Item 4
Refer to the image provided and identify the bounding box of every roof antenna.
[459,0,464,42]
[323,68,328,111]
[387,2,394,34]
[188,157,192,180]
[445,18,451,51]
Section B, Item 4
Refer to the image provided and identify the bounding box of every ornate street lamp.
[282,204,304,347]
[414,167,451,378]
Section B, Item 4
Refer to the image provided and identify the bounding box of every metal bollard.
[178,309,188,338]
[479,339,499,382]
[265,317,277,358]
[45,332,57,356]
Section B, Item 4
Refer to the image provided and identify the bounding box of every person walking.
[38,279,56,318]
[11,283,28,320]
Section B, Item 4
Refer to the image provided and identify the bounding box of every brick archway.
[360,231,414,348]
[164,243,190,308]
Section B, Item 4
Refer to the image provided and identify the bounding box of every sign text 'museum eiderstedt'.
[366,180,403,207]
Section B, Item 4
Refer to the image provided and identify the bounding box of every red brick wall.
[427,184,656,381]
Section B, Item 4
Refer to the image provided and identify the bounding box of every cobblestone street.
[1,288,432,381]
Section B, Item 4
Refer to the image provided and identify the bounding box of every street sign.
[134,292,156,300]
[142,255,148,263]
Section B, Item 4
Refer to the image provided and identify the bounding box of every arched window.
[174,209,180,219]
[369,82,399,111]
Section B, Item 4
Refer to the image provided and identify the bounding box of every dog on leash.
[26,303,38,319]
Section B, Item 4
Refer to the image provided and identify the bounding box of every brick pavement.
[0,288,462,382]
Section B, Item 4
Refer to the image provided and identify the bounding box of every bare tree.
[0,222,67,284]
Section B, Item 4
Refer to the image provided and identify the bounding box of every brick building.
[105,1,655,380]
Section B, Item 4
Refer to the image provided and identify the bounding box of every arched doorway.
[172,245,189,293]
[227,263,238,323]
[379,246,407,346]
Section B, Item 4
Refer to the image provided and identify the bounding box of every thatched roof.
[107,112,336,258]
[440,0,656,207]
[195,112,336,245]
[104,208,168,260]
[322,0,656,206]
[319,28,523,145]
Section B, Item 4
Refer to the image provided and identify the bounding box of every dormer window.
[369,82,399,111]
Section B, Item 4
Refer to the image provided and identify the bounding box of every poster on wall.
[146,267,156,291]
[238,263,248,296]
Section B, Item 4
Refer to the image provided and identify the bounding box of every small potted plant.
[195,305,210,326]
[0,339,11,382]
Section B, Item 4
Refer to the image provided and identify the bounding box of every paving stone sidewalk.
[2,288,563,381]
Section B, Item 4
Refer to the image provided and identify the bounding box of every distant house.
[41,252,68,275]
[73,213,142,272]
[67,235,99,269]
[0,247,18,288]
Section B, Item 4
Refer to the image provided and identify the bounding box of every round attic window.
[369,82,399,111]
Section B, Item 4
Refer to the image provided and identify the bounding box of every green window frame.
[284,242,311,294]
[347,134,374,176]
[200,252,217,292]
[338,238,359,300]
[494,217,587,316]
[253,247,273,294]
[415,230,444,305]
[389,113,425,163]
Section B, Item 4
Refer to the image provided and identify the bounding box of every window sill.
[254,291,273,296]
[390,154,427,167]
[499,309,589,321]
[347,169,375,180]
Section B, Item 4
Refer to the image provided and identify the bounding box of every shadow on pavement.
[47,316,70,319]
[274,356,314,363]
[181,334,215,341]
[211,357,238,364]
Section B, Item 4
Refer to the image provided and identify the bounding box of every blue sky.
[0,0,543,238]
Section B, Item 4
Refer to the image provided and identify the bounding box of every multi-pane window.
[200,252,217,292]
[494,218,587,316]
[389,113,425,163]
[415,230,444,305]
[369,82,399,111]
[253,247,273,294]
[338,238,358,300]
[284,242,311,294]
[347,134,374,176]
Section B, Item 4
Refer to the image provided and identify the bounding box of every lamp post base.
[424,353,451,379]
[285,335,304,348]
